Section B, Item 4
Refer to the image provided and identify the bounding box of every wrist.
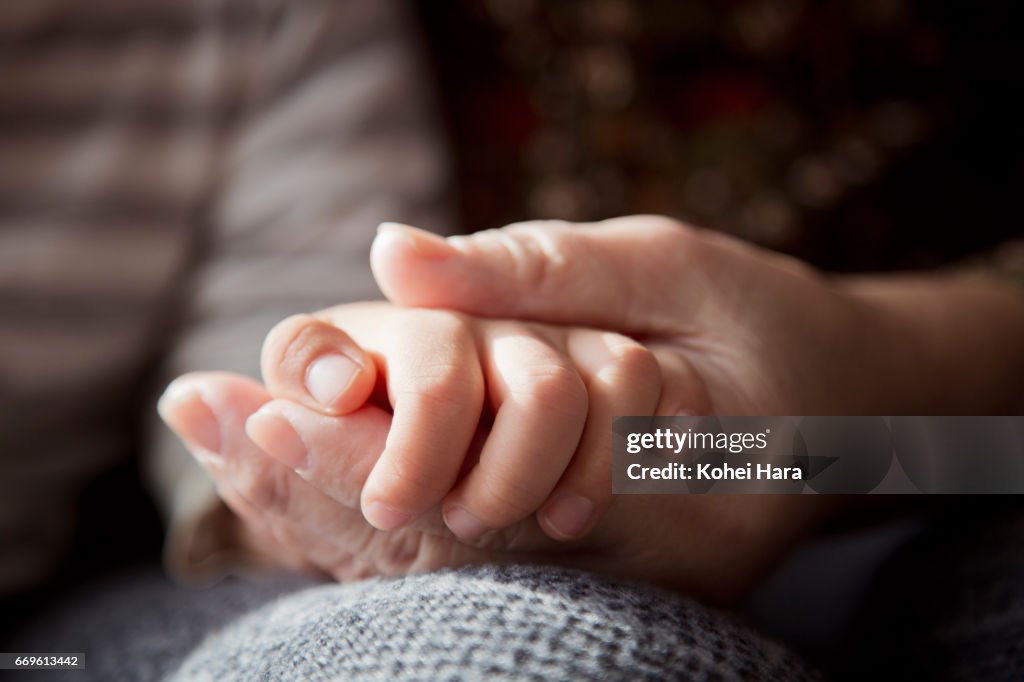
[837,273,1024,414]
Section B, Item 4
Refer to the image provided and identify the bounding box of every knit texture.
[170,565,820,682]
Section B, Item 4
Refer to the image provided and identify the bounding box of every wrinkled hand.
[161,215,877,602]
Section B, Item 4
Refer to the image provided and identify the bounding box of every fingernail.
[305,354,360,410]
[376,222,452,260]
[363,501,416,531]
[158,383,221,455]
[443,505,489,542]
[541,494,594,540]
[245,410,308,470]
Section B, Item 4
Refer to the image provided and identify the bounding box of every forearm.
[840,273,1024,414]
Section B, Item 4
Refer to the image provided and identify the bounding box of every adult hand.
[369,215,1024,416]
[371,216,865,416]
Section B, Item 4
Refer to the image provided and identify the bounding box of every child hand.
[252,302,704,542]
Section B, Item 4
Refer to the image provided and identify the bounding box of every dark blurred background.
[419,0,1022,271]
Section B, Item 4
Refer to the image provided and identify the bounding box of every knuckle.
[642,214,694,239]
[600,337,662,391]
[333,557,377,582]
[395,315,483,391]
[218,486,261,522]
[472,518,534,553]
[500,224,579,296]
[509,363,588,421]
[375,531,426,575]
[266,313,318,351]
[391,314,483,406]
[262,314,337,383]
[261,313,313,368]
[326,555,359,581]
[243,462,294,517]
[651,348,712,416]
[475,471,541,522]
[374,454,444,501]
[660,215,689,231]
[641,215,705,266]
[396,367,482,415]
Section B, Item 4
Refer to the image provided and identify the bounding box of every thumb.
[369,216,698,333]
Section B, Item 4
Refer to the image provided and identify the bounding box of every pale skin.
[159,216,1024,604]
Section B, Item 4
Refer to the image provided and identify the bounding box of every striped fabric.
[0,0,452,594]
